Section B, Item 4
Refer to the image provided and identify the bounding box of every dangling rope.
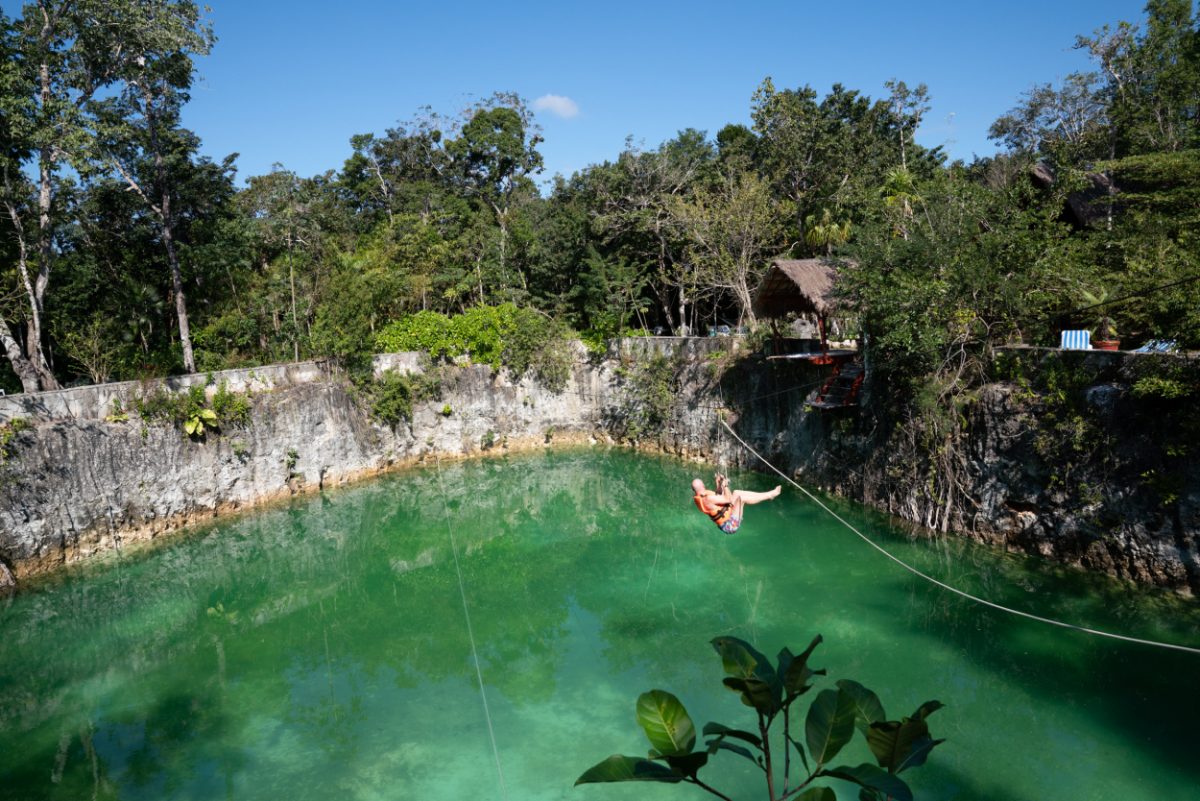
[718,419,1200,656]
[434,457,511,798]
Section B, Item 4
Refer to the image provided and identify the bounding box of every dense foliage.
[0,1,1195,399]
[375,303,573,389]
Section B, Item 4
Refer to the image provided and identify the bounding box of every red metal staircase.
[809,362,864,409]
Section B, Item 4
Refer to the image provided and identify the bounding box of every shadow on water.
[4,682,241,801]
[837,518,1200,787]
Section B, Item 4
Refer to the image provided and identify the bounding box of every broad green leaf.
[706,738,757,764]
[836,680,886,734]
[805,688,856,766]
[910,700,944,721]
[711,636,772,680]
[664,751,708,779]
[896,734,944,773]
[575,755,683,785]
[722,676,777,714]
[184,418,200,435]
[701,722,762,749]
[636,690,695,756]
[868,714,931,772]
[795,788,836,801]
[712,638,782,713]
[779,635,824,700]
[199,408,219,422]
[821,763,913,801]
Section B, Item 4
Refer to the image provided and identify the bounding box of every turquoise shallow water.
[2,448,1199,801]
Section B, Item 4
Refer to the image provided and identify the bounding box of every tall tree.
[750,78,928,251]
[0,15,43,394]
[89,0,214,374]
[589,131,715,333]
[668,170,788,327]
[1,0,119,390]
[446,95,543,301]
[1076,0,1199,156]
[988,72,1108,160]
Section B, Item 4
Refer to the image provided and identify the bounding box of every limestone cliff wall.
[654,346,1200,594]
[2,342,1196,594]
[0,358,615,586]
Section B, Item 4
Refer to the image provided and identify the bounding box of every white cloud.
[533,94,580,119]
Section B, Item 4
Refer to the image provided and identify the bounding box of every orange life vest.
[694,491,733,526]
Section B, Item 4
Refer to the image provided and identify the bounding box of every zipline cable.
[718,418,1200,656]
[434,456,511,799]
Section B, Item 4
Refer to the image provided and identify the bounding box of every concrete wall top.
[0,354,429,423]
[610,336,747,360]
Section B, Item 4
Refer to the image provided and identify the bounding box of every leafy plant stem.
[759,713,775,801]
[781,703,792,793]
[685,776,735,801]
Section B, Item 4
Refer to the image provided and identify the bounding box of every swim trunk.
[719,516,741,535]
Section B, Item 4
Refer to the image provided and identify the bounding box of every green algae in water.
[1,449,1198,801]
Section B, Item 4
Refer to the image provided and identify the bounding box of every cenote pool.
[2,449,1198,800]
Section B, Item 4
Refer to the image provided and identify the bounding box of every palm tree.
[880,166,922,240]
[803,208,851,255]
[1081,288,1118,341]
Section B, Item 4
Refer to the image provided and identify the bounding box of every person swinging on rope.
[692,472,781,534]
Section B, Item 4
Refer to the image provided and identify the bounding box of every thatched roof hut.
[753,258,850,319]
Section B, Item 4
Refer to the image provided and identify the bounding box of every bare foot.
[770,485,782,499]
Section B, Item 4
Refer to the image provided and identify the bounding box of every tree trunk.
[144,81,195,374]
[162,190,196,373]
[0,314,43,394]
[31,39,60,390]
[734,280,756,329]
[677,285,689,336]
[4,192,57,390]
[288,244,299,362]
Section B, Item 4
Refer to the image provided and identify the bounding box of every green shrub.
[371,371,417,429]
[133,381,252,439]
[0,417,31,463]
[376,310,460,358]
[212,381,252,426]
[1131,375,1192,400]
[133,385,185,423]
[365,369,443,429]
[376,303,575,390]
[613,353,678,441]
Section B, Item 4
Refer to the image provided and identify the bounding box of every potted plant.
[1082,288,1120,350]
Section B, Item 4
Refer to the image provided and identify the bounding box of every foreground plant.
[576,635,943,801]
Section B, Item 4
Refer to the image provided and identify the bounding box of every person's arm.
[707,490,735,505]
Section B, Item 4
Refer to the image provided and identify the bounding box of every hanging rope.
[434,457,511,799]
[718,419,1200,656]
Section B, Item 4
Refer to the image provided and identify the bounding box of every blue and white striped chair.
[1134,339,1178,354]
[1060,330,1091,350]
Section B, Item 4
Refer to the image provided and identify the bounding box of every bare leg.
[732,486,781,505]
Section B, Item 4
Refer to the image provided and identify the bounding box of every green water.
[2,449,1198,801]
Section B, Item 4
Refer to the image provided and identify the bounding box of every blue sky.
[6,1,1160,185]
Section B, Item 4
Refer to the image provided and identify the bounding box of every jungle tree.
[88,0,214,373]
